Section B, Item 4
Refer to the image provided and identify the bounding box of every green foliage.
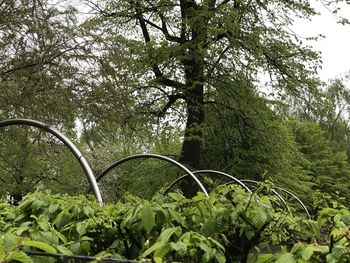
[0,0,88,200]
[201,79,312,200]
[0,185,291,262]
[291,119,350,205]
[0,183,348,262]
[0,126,88,200]
[81,0,340,178]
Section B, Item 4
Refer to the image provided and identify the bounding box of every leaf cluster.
[2,182,349,262]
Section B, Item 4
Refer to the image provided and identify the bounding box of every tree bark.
[180,84,205,197]
[178,0,208,197]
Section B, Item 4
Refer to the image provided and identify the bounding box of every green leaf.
[215,251,226,263]
[48,204,59,214]
[76,222,87,236]
[168,208,183,225]
[290,242,304,254]
[0,241,6,259]
[302,245,315,260]
[200,218,219,237]
[247,207,268,230]
[256,254,275,263]
[81,240,91,254]
[141,241,166,257]
[169,241,187,252]
[154,243,170,258]
[15,222,32,236]
[8,251,33,263]
[276,253,295,263]
[168,192,183,201]
[208,237,225,252]
[141,206,155,233]
[3,234,20,251]
[31,199,45,212]
[83,205,95,217]
[52,211,72,229]
[159,227,181,242]
[56,245,73,255]
[49,226,68,244]
[22,240,56,254]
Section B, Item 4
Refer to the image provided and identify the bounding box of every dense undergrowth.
[1,184,350,262]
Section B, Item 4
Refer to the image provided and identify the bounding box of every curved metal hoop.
[96,154,209,197]
[0,118,103,204]
[240,179,289,212]
[163,169,252,195]
[274,186,311,219]
[240,179,310,218]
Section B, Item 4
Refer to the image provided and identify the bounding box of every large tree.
[85,0,347,195]
[0,0,90,199]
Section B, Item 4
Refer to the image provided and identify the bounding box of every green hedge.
[0,184,349,262]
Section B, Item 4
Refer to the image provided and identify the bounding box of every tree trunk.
[179,0,208,197]
[180,83,204,197]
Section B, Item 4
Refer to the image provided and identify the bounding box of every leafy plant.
[0,184,350,262]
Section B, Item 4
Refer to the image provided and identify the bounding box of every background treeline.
[0,0,350,212]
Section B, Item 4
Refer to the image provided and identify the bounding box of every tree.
[0,0,91,199]
[200,78,313,200]
[0,126,87,202]
[292,119,350,206]
[0,0,83,123]
[84,0,345,195]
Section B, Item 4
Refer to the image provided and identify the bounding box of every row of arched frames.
[0,119,310,218]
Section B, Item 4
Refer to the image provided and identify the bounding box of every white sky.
[293,1,350,82]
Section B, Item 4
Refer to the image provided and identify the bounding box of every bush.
[0,184,349,262]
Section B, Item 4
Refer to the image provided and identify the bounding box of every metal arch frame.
[240,179,290,212]
[163,169,252,195]
[96,153,209,197]
[0,118,103,204]
[274,186,311,219]
[240,179,310,218]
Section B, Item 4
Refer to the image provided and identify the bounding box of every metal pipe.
[274,186,311,219]
[240,179,290,212]
[96,153,209,197]
[163,169,251,195]
[0,118,103,204]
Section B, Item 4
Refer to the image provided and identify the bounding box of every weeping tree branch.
[1,43,84,79]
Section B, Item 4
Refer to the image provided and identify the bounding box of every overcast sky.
[293,1,350,82]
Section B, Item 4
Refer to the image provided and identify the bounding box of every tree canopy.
[0,0,350,203]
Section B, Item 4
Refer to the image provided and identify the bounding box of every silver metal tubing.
[96,153,209,197]
[163,169,251,195]
[274,186,311,219]
[0,119,103,204]
[240,179,290,212]
[240,180,311,218]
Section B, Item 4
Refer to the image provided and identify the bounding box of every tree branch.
[136,7,185,89]
[217,0,231,8]
[1,43,84,78]
[142,15,183,43]
[157,93,183,117]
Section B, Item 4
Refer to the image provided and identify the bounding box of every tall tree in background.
[0,0,89,199]
[0,0,82,124]
[85,0,344,195]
